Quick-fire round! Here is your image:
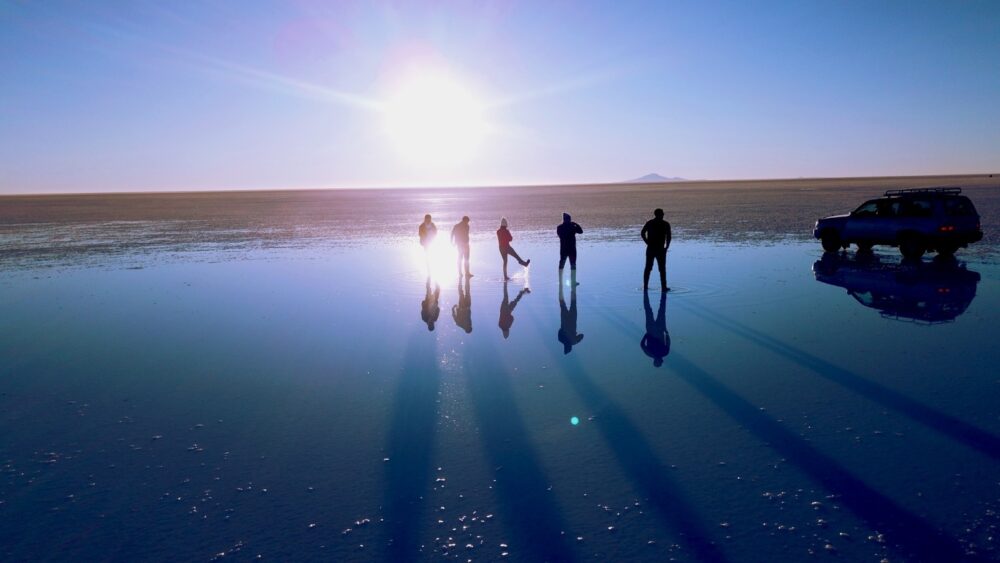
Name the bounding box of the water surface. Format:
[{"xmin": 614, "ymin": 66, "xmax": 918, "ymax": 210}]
[{"xmin": 2, "ymin": 234, "xmax": 998, "ymax": 561}]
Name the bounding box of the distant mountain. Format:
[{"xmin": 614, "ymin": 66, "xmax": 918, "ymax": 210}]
[{"xmin": 627, "ymin": 173, "xmax": 686, "ymax": 183}]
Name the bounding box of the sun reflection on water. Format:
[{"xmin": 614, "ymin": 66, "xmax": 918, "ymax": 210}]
[{"xmin": 414, "ymin": 238, "xmax": 459, "ymax": 283}]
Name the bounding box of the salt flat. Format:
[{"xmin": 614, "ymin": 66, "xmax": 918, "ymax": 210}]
[
  {"xmin": 1, "ymin": 177, "xmax": 999, "ymax": 561},
  {"xmin": 2, "ymin": 174, "xmax": 997, "ymax": 269}
]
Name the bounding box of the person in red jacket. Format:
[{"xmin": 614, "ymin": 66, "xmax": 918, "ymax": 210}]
[{"xmin": 496, "ymin": 217, "xmax": 530, "ymax": 280}]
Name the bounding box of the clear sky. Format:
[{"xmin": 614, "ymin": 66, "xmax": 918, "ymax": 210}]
[{"xmin": 2, "ymin": 1, "xmax": 999, "ymax": 193}]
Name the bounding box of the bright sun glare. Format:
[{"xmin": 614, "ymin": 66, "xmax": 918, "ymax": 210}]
[
  {"xmin": 384, "ymin": 72, "xmax": 488, "ymax": 167},
  {"xmin": 416, "ymin": 237, "xmax": 457, "ymax": 282}
]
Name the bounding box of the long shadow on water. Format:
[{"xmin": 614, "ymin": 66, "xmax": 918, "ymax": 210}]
[
  {"xmin": 677, "ymin": 301, "xmax": 1000, "ymax": 462},
  {"xmin": 597, "ymin": 306, "xmax": 974, "ymax": 562},
  {"xmin": 526, "ymin": 293, "xmax": 728, "ymax": 562},
  {"xmin": 384, "ymin": 328, "xmax": 441, "ymax": 560},
  {"xmin": 558, "ymin": 353, "xmax": 730, "ymax": 561},
  {"xmin": 462, "ymin": 339, "xmax": 576, "ymax": 562},
  {"xmin": 668, "ymin": 353, "xmax": 972, "ymax": 562}
]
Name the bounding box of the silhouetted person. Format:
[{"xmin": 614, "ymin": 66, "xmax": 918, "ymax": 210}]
[
  {"xmin": 557, "ymin": 212, "xmax": 583, "ymax": 276},
  {"xmin": 452, "ymin": 276, "xmax": 472, "ymax": 333},
  {"xmin": 421, "ymin": 277, "xmax": 441, "ymax": 331},
  {"xmin": 419, "ymin": 214, "xmax": 438, "ymax": 273},
  {"xmin": 640, "ymin": 290, "xmax": 670, "ymax": 367},
  {"xmin": 419, "ymin": 214, "xmax": 437, "ymax": 248},
  {"xmin": 641, "ymin": 208, "xmax": 672, "ymax": 291},
  {"xmin": 497, "ymin": 217, "xmax": 530, "ymax": 280},
  {"xmin": 451, "ymin": 215, "xmax": 473, "ymax": 278},
  {"xmin": 558, "ymin": 278, "xmax": 584, "ymax": 354},
  {"xmin": 498, "ymin": 280, "xmax": 530, "ymax": 339}
]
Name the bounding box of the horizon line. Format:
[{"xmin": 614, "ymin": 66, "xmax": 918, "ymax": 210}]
[{"xmin": 1, "ymin": 172, "xmax": 996, "ymax": 198}]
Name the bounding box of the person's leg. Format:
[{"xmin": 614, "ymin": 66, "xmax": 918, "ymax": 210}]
[
  {"xmin": 508, "ymin": 247, "xmax": 527, "ymax": 266},
  {"xmin": 559, "ymin": 251, "xmax": 568, "ymax": 270},
  {"xmin": 569, "ymin": 249, "xmax": 577, "ymax": 270},
  {"xmin": 643, "ymin": 250, "xmax": 654, "ymax": 290},
  {"xmin": 501, "ymin": 250, "xmax": 509, "ymax": 279},
  {"xmin": 656, "ymin": 249, "xmax": 667, "ymax": 290},
  {"xmin": 463, "ymin": 249, "xmax": 472, "ymax": 277}
]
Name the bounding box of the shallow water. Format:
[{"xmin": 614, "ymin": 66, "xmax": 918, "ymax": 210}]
[{"xmin": 1, "ymin": 237, "xmax": 999, "ymax": 562}]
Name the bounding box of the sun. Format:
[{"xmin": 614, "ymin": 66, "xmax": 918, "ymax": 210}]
[{"xmin": 383, "ymin": 72, "xmax": 488, "ymax": 167}]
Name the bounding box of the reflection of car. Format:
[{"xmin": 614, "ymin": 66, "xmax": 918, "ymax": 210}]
[
  {"xmin": 812, "ymin": 253, "xmax": 981, "ymax": 324},
  {"xmin": 813, "ymin": 187, "xmax": 983, "ymax": 259}
]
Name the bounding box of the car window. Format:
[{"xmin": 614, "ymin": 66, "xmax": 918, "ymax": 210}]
[
  {"xmin": 945, "ymin": 197, "xmax": 976, "ymax": 216},
  {"xmin": 897, "ymin": 198, "xmax": 933, "ymax": 218},
  {"xmin": 852, "ymin": 201, "xmax": 879, "ymax": 216},
  {"xmin": 876, "ymin": 200, "xmax": 896, "ymax": 217}
]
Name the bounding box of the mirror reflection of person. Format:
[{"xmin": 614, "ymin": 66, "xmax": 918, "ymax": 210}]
[
  {"xmin": 452, "ymin": 276, "xmax": 473, "ymax": 333},
  {"xmin": 497, "ymin": 217, "xmax": 530, "ymax": 280},
  {"xmin": 451, "ymin": 216, "xmax": 473, "ymax": 278},
  {"xmin": 421, "ymin": 277, "xmax": 441, "ymax": 331},
  {"xmin": 640, "ymin": 290, "xmax": 670, "ymax": 367},
  {"xmin": 557, "ymin": 212, "xmax": 583, "ymax": 279},
  {"xmin": 641, "ymin": 208, "xmax": 672, "ymax": 292},
  {"xmin": 498, "ymin": 280, "xmax": 530, "ymax": 339},
  {"xmin": 558, "ymin": 279, "xmax": 584, "ymax": 354}
]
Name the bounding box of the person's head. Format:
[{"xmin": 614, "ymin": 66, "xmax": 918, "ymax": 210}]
[
  {"xmin": 653, "ymin": 357, "xmax": 663, "ymax": 368},
  {"xmin": 427, "ymin": 322, "xmax": 435, "ymax": 332},
  {"xmin": 654, "ymin": 208, "xmax": 664, "ymax": 218},
  {"xmin": 462, "ymin": 215, "xmax": 470, "ymax": 223},
  {"xmin": 500, "ymin": 217, "xmax": 508, "ymax": 228},
  {"xmin": 562, "ymin": 212, "xmax": 571, "ymax": 223},
  {"xmin": 424, "ymin": 214, "xmax": 432, "ymax": 222},
  {"xmin": 502, "ymin": 328, "xmax": 510, "ymax": 339}
]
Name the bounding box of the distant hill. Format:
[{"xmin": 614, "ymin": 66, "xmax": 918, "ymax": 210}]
[{"xmin": 627, "ymin": 173, "xmax": 686, "ymax": 183}]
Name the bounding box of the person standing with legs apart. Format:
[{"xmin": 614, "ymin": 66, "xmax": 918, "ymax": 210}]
[
  {"xmin": 451, "ymin": 215, "xmax": 473, "ymax": 278},
  {"xmin": 557, "ymin": 212, "xmax": 583, "ymax": 285},
  {"xmin": 497, "ymin": 217, "xmax": 530, "ymax": 280},
  {"xmin": 641, "ymin": 208, "xmax": 671, "ymax": 291}
]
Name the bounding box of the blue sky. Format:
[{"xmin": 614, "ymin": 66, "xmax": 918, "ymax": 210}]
[{"xmin": 1, "ymin": 1, "xmax": 998, "ymax": 193}]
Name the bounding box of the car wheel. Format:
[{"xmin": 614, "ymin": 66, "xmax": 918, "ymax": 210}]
[
  {"xmin": 899, "ymin": 236, "xmax": 925, "ymax": 260},
  {"xmin": 856, "ymin": 242, "xmax": 873, "ymax": 253},
  {"xmin": 936, "ymin": 243, "xmax": 958, "ymax": 257},
  {"xmin": 821, "ymin": 231, "xmax": 841, "ymax": 253}
]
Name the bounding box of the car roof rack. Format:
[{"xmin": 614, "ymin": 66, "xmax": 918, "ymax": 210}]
[{"xmin": 884, "ymin": 187, "xmax": 962, "ymax": 196}]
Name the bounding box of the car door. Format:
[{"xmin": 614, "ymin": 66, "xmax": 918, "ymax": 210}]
[
  {"xmin": 843, "ymin": 199, "xmax": 889, "ymax": 242},
  {"xmin": 895, "ymin": 197, "xmax": 934, "ymax": 237}
]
